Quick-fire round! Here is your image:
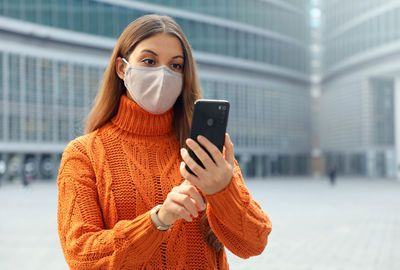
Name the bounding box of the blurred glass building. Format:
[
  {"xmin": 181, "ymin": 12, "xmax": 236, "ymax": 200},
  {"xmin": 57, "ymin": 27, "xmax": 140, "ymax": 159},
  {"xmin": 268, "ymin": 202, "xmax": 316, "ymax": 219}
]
[
  {"xmin": 0, "ymin": 0, "xmax": 311, "ymax": 183},
  {"xmin": 320, "ymin": 0, "xmax": 400, "ymax": 178}
]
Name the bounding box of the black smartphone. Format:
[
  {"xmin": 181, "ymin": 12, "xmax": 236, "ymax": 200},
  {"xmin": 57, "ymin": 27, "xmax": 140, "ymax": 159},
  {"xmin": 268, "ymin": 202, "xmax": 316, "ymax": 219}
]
[{"xmin": 185, "ymin": 99, "xmax": 230, "ymax": 176}]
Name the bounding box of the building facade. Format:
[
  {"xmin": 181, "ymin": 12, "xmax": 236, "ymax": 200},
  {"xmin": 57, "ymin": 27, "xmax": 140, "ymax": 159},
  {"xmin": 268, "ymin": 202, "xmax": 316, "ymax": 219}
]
[
  {"xmin": 320, "ymin": 0, "xmax": 400, "ymax": 178},
  {"xmin": 0, "ymin": 0, "xmax": 311, "ymax": 183}
]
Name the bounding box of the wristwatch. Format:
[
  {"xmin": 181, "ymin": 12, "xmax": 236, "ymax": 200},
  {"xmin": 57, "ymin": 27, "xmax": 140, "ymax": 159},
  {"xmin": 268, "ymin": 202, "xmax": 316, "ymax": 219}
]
[{"xmin": 150, "ymin": 204, "xmax": 173, "ymax": 231}]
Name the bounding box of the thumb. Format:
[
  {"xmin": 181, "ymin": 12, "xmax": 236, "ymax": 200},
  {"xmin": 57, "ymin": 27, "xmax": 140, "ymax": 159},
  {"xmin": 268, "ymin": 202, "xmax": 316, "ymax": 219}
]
[
  {"xmin": 182, "ymin": 179, "xmax": 192, "ymax": 186},
  {"xmin": 223, "ymin": 133, "xmax": 235, "ymax": 166}
]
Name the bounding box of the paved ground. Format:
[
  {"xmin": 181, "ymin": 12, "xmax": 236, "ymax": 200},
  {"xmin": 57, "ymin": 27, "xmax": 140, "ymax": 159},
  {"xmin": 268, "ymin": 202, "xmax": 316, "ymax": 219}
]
[{"xmin": 0, "ymin": 177, "xmax": 399, "ymax": 270}]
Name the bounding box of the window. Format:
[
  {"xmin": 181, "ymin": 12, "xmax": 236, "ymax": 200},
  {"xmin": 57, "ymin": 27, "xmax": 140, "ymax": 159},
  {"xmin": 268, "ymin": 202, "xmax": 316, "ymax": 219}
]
[
  {"xmin": 57, "ymin": 61, "xmax": 71, "ymax": 142},
  {"xmin": 97, "ymin": 3, "xmax": 106, "ymax": 36},
  {"xmin": 117, "ymin": 6, "xmax": 128, "ymax": 37},
  {"xmin": 72, "ymin": 1, "xmax": 84, "ymax": 32},
  {"xmin": 200, "ymin": 80, "xmax": 212, "ymax": 99},
  {"xmin": 217, "ymin": 27, "xmax": 226, "ymax": 55},
  {"xmin": 25, "ymin": 56, "xmax": 37, "ymax": 141},
  {"xmin": 9, "ymin": 54, "xmax": 20, "ymax": 102},
  {"xmin": 225, "ymin": 29, "xmax": 235, "ymax": 57},
  {"xmin": 9, "ymin": 114, "xmax": 20, "ymax": 141},
  {"xmin": 73, "ymin": 64, "xmax": 84, "ymax": 108},
  {"xmin": 0, "ymin": 52, "xmax": 2, "ymax": 100},
  {"xmin": 41, "ymin": 0, "xmax": 53, "ymax": 26},
  {"xmin": 6, "ymin": 0, "xmax": 21, "ymax": 19},
  {"xmin": 208, "ymin": 24, "xmax": 217, "ymax": 53},
  {"xmin": 40, "ymin": 59, "xmax": 53, "ymax": 105},
  {"xmin": 247, "ymin": 33, "xmax": 256, "ymax": 61},
  {"xmin": 371, "ymin": 78, "xmax": 394, "ymax": 146},
  {"xmin": 42, "ymin": 104, "xmax": 53, "ymax": 142},
  {"xmin": 73, "ymin": 109, "xmax": 84, "ymax": 138},
  {"xmin": 39, "ymin": 59, "xmax": 54, "ymax": 142},
  {"xmin": 24, "ymin": 0, "xmax": 37, "ymax": 23},
  {"xmin": 238, "ymin": 31, "xmax": 246, "ymax": 59},
  {"xmin": 56, "ymin": 0, "xmax": 69, "ymax": 29},
  {"xmin": 25, "ymin": 57, "xmax": 37, "ymax": 104},
  {"xmin": 88, "ymin": 0, "xmax": 99, "ymax": 35},
  {"xmin": 88, "ymin": 66, "xmax": 100, "ymax": 103},
  {"xmin": 103, "ymin": 4, "xmax": 115, "ymax": 37},
  {"xmin": 26, "ymin": 104, "xmax": 36, "ymax": 142},
  {"xmin": 0, "ymin": 52, "xmax": 2, "ymax": 140}
]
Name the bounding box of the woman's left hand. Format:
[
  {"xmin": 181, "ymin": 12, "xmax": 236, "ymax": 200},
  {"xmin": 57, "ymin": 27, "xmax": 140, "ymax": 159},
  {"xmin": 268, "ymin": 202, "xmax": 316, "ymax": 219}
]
[{"xmin": 180, "ymin": 133, "xmax": 234, "ymax": 195}]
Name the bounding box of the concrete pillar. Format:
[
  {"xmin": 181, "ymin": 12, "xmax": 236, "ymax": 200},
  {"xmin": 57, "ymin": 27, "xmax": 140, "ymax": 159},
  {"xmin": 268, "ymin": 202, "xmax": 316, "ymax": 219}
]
[
  {"xmin": 394, "ymin": 77, "xmax": 400, "ymax": 180},
  {"xmin": 0, "ymin": 153, "xmax": 5, "ymax": 185},
  {"xmin": 366, "ymin": 150, "xmax": 375, "ymax": 178},
  {"xmin": 239, "ymin": 153, "xmax": 251, "ymax": 178},
  {"xmin": 255, "ymin": 155, "xmax": 263, "ymax": 178},
  {"xmin": 386, "ymin": 150, "xmax": 396, "ymax": 178},
  {"xmin": 35, "ymin": 153, "xmax": 41, "ymax": 180},
  {"xmin": 263, "ymin": 155, "xmax": 271, "ymax": 177}
]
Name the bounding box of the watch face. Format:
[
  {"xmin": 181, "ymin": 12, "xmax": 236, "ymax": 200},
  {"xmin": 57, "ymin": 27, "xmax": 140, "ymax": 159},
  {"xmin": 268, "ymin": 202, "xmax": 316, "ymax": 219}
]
[{"xmin": 151, "ymin": 205, "xmax": 173, "ymax": 231}]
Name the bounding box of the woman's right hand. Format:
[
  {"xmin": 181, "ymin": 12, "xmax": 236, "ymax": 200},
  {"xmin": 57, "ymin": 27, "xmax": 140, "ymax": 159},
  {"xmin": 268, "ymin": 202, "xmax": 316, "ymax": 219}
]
[{"xmin": 157, "ymin": 180, "xmax": 206, "ymax": 226}]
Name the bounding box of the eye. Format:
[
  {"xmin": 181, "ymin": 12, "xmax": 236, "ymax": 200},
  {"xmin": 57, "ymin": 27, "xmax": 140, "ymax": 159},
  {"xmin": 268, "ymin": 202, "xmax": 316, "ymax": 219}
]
[
  {"xmin": 171, "ymin": 63, "xmax": 183, "ymax": 71},
  {"xmin": 141, "ymin": 58, "xmax": 155, "ymax": 65}
]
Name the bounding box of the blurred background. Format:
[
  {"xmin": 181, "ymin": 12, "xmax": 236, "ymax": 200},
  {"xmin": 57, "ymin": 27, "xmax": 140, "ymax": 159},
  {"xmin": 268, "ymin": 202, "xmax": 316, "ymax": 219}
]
[
  {"xmin": 0, "ymin": 0, "xmax": 311, "ymax": 182},
  {"xmin": 0, "ymin": 0, "xmax": 399, "ymax": 269},
  {"xmin": 1, "ymin": 0, "xmax": 400, "ymax": 182}
]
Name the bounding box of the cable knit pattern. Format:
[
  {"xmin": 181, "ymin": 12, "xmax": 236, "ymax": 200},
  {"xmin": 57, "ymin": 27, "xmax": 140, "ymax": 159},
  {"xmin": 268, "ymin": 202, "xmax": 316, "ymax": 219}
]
[{"xmin": 57, "ymin": 94, "xmax": 272, "ymax": 269}]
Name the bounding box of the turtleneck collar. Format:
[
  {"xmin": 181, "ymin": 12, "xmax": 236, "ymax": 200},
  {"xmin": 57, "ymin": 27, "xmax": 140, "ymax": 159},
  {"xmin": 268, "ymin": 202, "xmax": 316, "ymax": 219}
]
[{"xmin": 111, "ymin": 94, "xmax": 174, "ymax": 136}]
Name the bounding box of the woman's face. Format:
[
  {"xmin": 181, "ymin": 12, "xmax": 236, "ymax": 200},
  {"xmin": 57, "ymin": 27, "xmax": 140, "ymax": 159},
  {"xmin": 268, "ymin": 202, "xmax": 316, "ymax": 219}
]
[
  {"xmin": 130, "ymin": 33, "xmax": 184, "ymax": 72},
  {"xmin": 116, "ymin": 33, "xmax": 185, "ymax": 101},
  {"xmin": 116, "ymin": 33, "xmax": 184, "ymax": 80}
]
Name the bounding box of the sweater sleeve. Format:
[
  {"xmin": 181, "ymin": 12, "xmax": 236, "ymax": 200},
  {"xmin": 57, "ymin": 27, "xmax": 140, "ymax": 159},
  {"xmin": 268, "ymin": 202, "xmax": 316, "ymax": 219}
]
[
  {"xmin": 57, "ymin": 138, "xmax": 168, "ymax": 269},
  {"xmin": 205, "ymin": 159, "xmax": 272, "ymax": 259}
]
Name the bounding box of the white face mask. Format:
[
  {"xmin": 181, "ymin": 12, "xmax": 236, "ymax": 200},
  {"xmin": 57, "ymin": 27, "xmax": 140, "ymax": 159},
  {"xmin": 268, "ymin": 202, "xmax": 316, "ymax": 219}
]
[{"xmin": 122, "ymin": 58, "xmax": 183, "ymax": 114}]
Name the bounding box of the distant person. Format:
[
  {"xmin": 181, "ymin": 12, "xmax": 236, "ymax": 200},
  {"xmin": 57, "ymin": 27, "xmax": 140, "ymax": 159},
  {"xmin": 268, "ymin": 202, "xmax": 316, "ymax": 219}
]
[
  {"xmin": 22, "ymin": 159, "xmax": 35, "ymax": 188},
  {"xmin": 22, "ymin": 175, "xmax": 29, "ymax": 188},
  {"xmin": 328, "ymin": 165, "xmax": 337, "ymax": 186},
  {"xmin": 56, "ymin": 14, "xmax": 271, "ymax": 269}
]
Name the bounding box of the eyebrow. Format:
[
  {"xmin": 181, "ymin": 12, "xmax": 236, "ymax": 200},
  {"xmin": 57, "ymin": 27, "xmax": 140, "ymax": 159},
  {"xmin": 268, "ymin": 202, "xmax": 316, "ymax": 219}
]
[{"xmin": 140, "ymin": 49, "xmax": 184, "ymax": 59}]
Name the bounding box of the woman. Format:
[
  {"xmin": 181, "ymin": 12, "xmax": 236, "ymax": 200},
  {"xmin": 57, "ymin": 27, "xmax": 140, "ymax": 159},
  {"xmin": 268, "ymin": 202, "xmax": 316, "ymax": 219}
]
[{"xmin": 57, "ymin": 14, "xmax": 272, "ymax": 269}]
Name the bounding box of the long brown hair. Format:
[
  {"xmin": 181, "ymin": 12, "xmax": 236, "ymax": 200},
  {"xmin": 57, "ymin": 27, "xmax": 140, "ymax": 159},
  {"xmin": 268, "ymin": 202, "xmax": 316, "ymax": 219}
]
[{"xmin": 84, "ymin": 14, "xmax": 223, "ymax": 252}]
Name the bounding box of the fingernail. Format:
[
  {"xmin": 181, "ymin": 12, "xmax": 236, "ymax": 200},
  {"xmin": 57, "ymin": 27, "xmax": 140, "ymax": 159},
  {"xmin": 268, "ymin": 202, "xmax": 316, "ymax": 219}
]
[
  {"xmin": 197, "ymin": 135, "xmax": 203, "ymax": 141},
  {"xmin": 180, "ymin": 148, "xmax": 185, "ymax": 155},
  {"xmin": 186, "ymin": 139, "xmax": 193, "ymax": 146}
]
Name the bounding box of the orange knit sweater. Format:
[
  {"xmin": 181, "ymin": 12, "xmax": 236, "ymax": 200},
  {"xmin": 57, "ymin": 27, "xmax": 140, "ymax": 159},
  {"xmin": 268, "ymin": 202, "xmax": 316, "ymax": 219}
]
[{"xmin": 57, "ymin": 94, "xmax": 272, "ymax": 269}]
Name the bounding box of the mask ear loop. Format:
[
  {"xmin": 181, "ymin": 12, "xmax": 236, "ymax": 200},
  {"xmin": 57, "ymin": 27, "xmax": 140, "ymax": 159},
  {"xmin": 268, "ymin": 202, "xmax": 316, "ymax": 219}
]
[{"xmin": 122, "ymin": 58, "xmax": 130, "ymax": 65}]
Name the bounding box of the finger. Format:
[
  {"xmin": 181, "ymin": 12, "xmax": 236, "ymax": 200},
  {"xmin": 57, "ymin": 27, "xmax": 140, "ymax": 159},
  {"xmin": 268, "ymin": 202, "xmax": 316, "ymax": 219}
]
[
  {"xmin": 186, "ymin": 138, "xmax": 215, "ymax": 170},
  {"xmin": 224, "ymin": 133, "xmax": 235, "ymax": 166},
  {"xmin": 168, "ymin": 200, "xmax": 192, "ymax": 222},
  {"xmin": 180, "ymin": 148, "xmax": 206, "ymax": 177},
  {"xmin": 170, "ymin": 192, "xmax": 199, "ymax": 219},
  {"xmin": 180, "ymin": 183, "xmax": 206, "ymax": 211},
  {"xmin": 197, "ymin": 135, "xmax": 225, "ymax": 167},
  {"xmin": 180, "ymin": 161, "xmax": 201, "ymax": 187},
  {"xmin": 181, "ymin": 179, "xmax": 192, "ymax": 186}
]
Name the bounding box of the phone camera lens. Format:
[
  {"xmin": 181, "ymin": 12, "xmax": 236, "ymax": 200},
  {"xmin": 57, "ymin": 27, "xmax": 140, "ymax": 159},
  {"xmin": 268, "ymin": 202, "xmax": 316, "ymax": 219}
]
[{"xmin": 207, "ymin": 118, "xmax": 214, "ymax": 126}]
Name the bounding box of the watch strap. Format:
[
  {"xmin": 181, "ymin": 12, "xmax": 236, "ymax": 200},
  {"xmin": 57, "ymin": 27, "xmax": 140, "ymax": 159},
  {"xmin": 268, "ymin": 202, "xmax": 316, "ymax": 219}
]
[{"xmin": 150, "ymin": 204, "xmax": 173, "ymax": 231}]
